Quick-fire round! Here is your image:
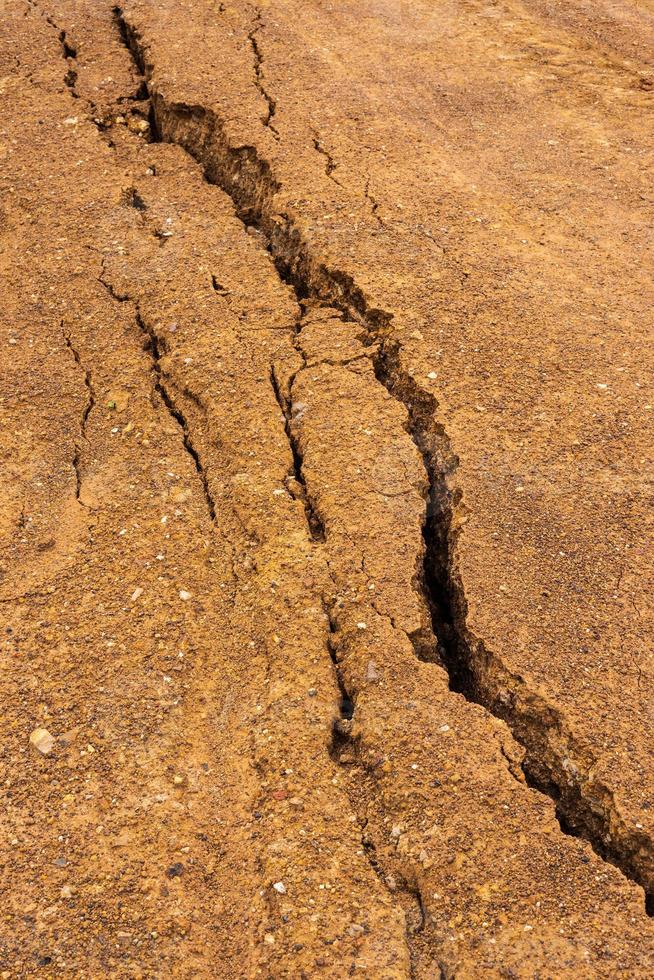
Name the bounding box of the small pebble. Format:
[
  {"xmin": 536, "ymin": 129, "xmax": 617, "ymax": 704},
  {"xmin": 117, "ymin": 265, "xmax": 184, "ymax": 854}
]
[
  {"xmin": 272, "ymin": 881, "xmax": 286, "ymax": 894},
  {"xmin": 29, "ymin": 728, "xmax": 55, "ymax": 756}
]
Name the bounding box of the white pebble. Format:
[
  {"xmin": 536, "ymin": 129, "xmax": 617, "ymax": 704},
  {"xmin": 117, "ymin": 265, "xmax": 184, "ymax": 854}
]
[{"xmin": 29, "ymin": 728, "xmax": 55, "ymax": 756}]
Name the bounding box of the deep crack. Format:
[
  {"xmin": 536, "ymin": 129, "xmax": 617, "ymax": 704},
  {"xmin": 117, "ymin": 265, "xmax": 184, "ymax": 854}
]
[
  {"xmin": 113, "ymin": 6, "xmax": 654, "ymax": 913},
  {"xmin": 98, "ymin": 267, "xmax": 217, "ymax": 525},
  {"xmin": 269, "ymin": 356, "xmax": 325, "ymax": 542},
  {"xmin": 312, "ymin": 132, "xmax": 343, "ymax": 187}
]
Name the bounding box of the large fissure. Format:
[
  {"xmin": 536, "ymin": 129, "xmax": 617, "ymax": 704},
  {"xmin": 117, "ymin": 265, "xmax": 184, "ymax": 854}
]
[{"xmin": 110, "ymin": 7, "xmax": 653, "ymax": 912}]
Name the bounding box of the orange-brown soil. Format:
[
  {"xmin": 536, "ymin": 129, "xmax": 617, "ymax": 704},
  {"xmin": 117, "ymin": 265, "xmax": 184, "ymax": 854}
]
[{"xmin": 1, "ymin": 0, "xmax": 653, "ymax": 976}]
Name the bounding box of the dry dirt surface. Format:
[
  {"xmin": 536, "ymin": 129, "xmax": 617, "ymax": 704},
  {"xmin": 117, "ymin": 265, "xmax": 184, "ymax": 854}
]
[{"xmin": 1, "ymin": 0, "xmax": 653, "ymax": 976}]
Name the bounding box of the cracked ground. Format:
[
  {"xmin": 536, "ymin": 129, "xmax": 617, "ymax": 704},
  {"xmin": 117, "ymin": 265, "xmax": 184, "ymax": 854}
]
[{"xmin": 1, "ymin": 0, "xmax": 653, "ymax": 976}]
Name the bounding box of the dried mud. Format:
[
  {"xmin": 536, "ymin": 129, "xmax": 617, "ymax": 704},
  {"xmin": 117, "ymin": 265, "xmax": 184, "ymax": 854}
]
[{"xmin": 1, "ymin": 0, "xmax": 653, "ymax": 977}]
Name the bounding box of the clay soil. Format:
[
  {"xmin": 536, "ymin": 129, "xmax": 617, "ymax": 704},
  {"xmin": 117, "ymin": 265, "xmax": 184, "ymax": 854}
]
[{"xmin": 1, "ymin": 0, "xmax": 653, "ymax": 976}]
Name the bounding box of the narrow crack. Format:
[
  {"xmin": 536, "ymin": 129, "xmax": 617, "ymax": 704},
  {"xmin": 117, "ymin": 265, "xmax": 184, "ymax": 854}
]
[
  {"xmin": 211, "ymin": 274, "xmax": 230, "ymax": 296},
  {"xmin": 271, "ymin": 312, "xmax": 423, "ymax": 936},
  {"xmin": 26, "ymin": 0, "xmax": 79, "ymax": 97},
  {"xmin": 247, "ymin": 10, "xmax": 280, "ymax": 141},
  {"xmin": 312, "ymin": 132, "xmax": 344, "ymax": 187},
  {"xmin": 113, "ymin": 6, "xmax": 654, "ymax": 914},
  {"xmin": 321, "ymin": 600, "xmax": 423, "ymax": 974},
  {"xmin": 135, "ymin": 310, "xmax": 217, "ymax": 524},
  {"xmin": 269, "ymin": 361, "xmax": 325, "ymax": 542},
  {"xmin": 62, "ymin": 325, "xmax": 95, "ymax": 503},
  {"xmin": 362, "ymin": 828, "xmax": 424, "ymax": 980}
]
